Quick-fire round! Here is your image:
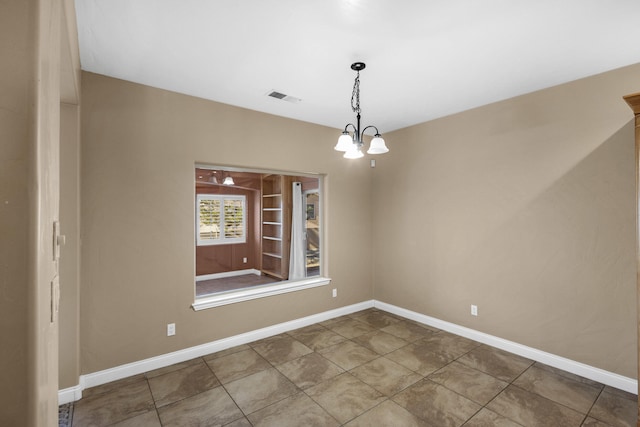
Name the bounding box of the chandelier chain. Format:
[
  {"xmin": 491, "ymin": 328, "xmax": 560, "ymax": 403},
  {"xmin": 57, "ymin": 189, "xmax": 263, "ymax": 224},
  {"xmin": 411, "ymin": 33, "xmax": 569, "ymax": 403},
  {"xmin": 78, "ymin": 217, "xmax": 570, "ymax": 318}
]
[{"xmin": 351, "ymin": 71, "xmax": 361, "ymax": 114}]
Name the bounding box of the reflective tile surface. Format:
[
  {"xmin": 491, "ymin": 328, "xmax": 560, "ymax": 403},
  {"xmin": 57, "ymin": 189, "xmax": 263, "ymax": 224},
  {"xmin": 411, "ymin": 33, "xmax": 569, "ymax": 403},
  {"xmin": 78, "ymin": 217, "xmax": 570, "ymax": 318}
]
[{"xmin": 63, "ymin": 308, "xmax": 637, "ymax": 426}]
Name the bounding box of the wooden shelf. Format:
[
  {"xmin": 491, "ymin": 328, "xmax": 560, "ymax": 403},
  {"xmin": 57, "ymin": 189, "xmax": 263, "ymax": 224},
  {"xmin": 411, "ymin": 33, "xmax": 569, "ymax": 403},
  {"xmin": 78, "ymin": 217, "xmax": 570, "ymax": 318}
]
[
  {"xmin": 260, "ymin": 174, "xmax": 291, "ymax": 280},
  {"xmin": 262, "ymin": 252, "xmax": 282, "ymax": 259}
]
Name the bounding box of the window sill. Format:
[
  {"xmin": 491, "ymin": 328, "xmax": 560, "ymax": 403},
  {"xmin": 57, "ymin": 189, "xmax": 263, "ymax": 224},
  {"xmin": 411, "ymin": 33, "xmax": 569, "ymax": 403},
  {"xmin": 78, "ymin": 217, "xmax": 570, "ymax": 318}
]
[{"xmin": 192, "ymin": 276, "xmax": 332, "ymax": 311}]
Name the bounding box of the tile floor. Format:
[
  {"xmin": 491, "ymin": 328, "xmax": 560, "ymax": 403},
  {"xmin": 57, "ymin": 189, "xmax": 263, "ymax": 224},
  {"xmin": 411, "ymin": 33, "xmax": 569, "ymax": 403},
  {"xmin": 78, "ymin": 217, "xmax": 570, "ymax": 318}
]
[{"xmin": 63, "ymin": 309, "xmax": 637, "ymax": 426}]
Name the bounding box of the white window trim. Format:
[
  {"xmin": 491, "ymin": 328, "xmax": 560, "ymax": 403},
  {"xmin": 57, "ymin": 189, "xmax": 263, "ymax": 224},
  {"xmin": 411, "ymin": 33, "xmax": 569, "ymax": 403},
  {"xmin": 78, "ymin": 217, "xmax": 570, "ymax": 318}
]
[
  {"xmin": 196, "ymin": 194, "xmax": 246, "ymax": 246},
  {"xmin": 192, "ymin": 276, "xmax": 331, "ymax": 310}
]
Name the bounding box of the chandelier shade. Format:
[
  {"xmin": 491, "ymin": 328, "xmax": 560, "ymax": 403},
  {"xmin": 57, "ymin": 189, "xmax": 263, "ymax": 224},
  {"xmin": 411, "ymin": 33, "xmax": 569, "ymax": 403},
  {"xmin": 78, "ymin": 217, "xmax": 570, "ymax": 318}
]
[
  {"xmin": 334, "ymin": 131, "xmax": 353, "ymax": 152},
  {"xmin": 367, "ymin": 135, "xmax": 389, "ymax": 154}
]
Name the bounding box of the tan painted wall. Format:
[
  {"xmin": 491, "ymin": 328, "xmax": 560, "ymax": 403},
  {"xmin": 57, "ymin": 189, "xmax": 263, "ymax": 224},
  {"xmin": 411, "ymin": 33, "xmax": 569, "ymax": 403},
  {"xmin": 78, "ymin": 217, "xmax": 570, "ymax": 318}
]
[
  {"xmin": 59, "ymin": 102, "xmax": 81, "ymax": 389},
  {"xmin": 80, "ymin": 72, "xmax": 373, "ymax": 373},
  {"xmin": 1, "ymin": 0, "xmax": 79, "ymax": 422},
  {"xmin": 0, "ymin": 0, "xmax": 32, "ymax": 421},
  {"xmin": 373, "ymin": 63, "xmax": 640, "ymax": 378}
]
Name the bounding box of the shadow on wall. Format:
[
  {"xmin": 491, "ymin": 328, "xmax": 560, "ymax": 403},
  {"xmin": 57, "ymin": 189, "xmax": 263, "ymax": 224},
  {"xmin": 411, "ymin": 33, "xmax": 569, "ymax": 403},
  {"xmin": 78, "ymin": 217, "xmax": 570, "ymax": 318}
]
[{"xmin": 445, "ymin": 120, "xmax": 636, "ymax": 375}]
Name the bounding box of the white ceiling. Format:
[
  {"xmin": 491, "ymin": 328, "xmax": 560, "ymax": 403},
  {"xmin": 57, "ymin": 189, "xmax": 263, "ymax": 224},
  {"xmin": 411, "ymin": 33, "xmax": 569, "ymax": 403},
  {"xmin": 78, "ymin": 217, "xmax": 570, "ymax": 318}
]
[{"xmin": 75, "ymin": 0, "xmax": 640, "ymax": 134}]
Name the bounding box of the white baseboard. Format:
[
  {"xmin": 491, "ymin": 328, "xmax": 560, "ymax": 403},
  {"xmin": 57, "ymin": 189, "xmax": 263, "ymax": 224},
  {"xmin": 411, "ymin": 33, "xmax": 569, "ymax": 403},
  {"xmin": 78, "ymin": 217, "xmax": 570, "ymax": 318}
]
[
  {"xmin": 196, "ymin": 269, "xmax": 261, "ymax": 282},
  {"xmin": 58, "ymin": 384, "xmax": 82, "ymax": 405},
  {"xmin": 61, "ymin": 300, "xmax": 373, "ymax": 401},
  {"xmin": 374, "ymin": 300, "xmax": 638, "ymax": 394},
  {"xmin": 60, "ymin": 298, "xmax": 637, "ymax": 403}
]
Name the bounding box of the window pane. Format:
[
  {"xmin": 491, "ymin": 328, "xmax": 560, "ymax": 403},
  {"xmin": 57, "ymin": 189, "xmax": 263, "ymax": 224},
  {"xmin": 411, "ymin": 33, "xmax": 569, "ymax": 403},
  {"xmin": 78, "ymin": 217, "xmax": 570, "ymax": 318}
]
[
  {"xmin": 199, "ymin": 199, "xmax": 220, "ymax": 240},
  {"xmin": 224, "ymin": 199, "xmax": 244, "ymax": 239}
]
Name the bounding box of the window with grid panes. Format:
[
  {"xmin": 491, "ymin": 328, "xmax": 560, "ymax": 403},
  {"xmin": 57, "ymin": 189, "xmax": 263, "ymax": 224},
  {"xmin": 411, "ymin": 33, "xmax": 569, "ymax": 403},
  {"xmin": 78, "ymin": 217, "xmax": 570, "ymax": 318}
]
[{"xmin": 196, "ymin": 194, "xmax": 246, "ymax": 245}]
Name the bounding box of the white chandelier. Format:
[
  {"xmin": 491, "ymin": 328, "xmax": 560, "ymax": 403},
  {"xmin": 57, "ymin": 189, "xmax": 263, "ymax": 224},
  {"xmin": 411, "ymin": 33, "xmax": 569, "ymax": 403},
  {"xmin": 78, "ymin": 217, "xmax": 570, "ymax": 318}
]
[{"xmin": 334, "ymin": 62, "xmax": 389, "ymax": 159}]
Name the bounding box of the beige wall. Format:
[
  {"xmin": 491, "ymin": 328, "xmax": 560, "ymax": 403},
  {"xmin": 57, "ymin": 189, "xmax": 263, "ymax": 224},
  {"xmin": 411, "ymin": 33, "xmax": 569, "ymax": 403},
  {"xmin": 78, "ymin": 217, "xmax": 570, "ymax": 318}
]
[
  {"xmin": 1, "ymin": 0, "xmax": 79, "ymax": 424},
  {"xmin": 373, "ymin": 63, "xmax": 640, "ymax": 378},
  {"xmin": 80, "ymin": 72, "xmax": 373, "ymax": 373},
  {"xmin": 59, "ymin": 102, "xmax": 81, "ymax": 389},
  {"xmin": 0, "ymin": 0, "xmax": 32, "ymax": 421},
  {"xmin": 79, "ymin": 64, "xmax": 639, "ymax": 380}
]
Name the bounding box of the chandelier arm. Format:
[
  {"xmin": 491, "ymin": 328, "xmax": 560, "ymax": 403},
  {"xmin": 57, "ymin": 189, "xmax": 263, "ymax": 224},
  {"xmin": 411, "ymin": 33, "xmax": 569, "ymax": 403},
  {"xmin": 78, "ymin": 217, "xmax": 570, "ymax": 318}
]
[
  {"xmin": 360, "ymin": 125, "xmax": 381, "ymax": 137},
  {"xmin": 343, "ymin": 123, "xmax": 357, "ymax": 133}
]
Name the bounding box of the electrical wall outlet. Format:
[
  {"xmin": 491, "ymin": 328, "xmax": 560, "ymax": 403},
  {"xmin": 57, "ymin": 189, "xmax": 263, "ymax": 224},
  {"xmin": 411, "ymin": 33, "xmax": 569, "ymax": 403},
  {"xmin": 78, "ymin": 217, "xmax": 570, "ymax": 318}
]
[
  {"xmin": 332, "ymin": 288, "xmax": 337, "ymax": 298},
  {"xmin": 470, "ymin": 305, "xmax": 478, "ymax": 316},
  {"xmin": 243, "ymin": 257, "xmax": 247, "ymax": 263},
  {"xmin": 167, "ymin": 323, "xmax": 176, "ymax": 336}
]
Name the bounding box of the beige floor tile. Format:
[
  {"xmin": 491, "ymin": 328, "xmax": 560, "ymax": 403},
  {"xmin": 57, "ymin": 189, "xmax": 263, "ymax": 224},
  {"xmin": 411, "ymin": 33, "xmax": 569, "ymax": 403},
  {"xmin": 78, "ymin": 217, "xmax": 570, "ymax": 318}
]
[
  {"xmin": 318, "ymin": 340, "xmax": 379, "ymax": 370},
  {"xmin": 351, "ymin": 357, "xmax": 422, "ymax": 396},
  {"xmin": 319, "ymin": 314, "xmax": 352, "ymax": 327},
  {"xmin": 533, "ymin": 362, "xmax": 603, "ymax": 388},
  {"xmin": 204, "ymin": 344, "xmax": 252, "ymax": 360},
  {"xmin": 145, "ymin": 357, "xmax": 203, "ymax": 379},
  {"xmin": 286, "ymin": 323, "xmax": 327, "ymax": 338},
  {"xmin": 110, "ymin": 410, "xmax": 162, "ymax": 427},
  {"xmin": 205, "ymin": 348, "xmax": 271, "ymax": 384},
  {"xmin": 386, "ymin": 341, "xmax": 453, "ymax": 376},
  {"xmin": 487, "ymin": 385, "xmax": 585, "ymax": 427},
  {"xmin": 224, "ymin": 418, "xmax": 252, "ymax": 427},
  {"xmin": 420, "ymin": 332, "xmax": 480, "ymax": 360},
  {"xmin": 462, "ymin": 408, "xmax": 521, "ymax": 427},
  {"xmin": 305, "ymin": 373, "xmax": 386, "ymax": 424},
  {"xmin": 251, "ymin": 334, "xmax": 313, "ymax": 364},
  {"xmin": 513, "ymin": 364, "xmax": 602, "ymax": 413},
  {"xmin": 347, "ymin": 309, "xmax": 378, "ymax": 319},
  {"xmin": 288, "ymin": 325, "xmax": 347, "ymax": 351},
  {"xmin": 601, "ymin": 385, "xmax": 637, "ymax": 401},
  {"xmin": 352, "ymin": 330, "xmax": 409, "ymax": 355},
  {"xmin": 588, "ymin": 387, "xmax": 637, "ymax": 427},
  {"xmin": 73, "ymin": 379, "xmax": 155, "ymax": 426},
  {"xmin": 428, "ymin": 361, "xmax": 508, "ymax": 405},
  {"xmin": 351, "ymin": 310, "xmax": 402, "ymax": 328},
  {"xmin": 457, "ymin": 345, "xmax": 533, "ymax": 382},
  {"xmin": 157, "ymin": 386, "xmax": 243, "ymax": 427},
  {"xmin": 344, "ymin": 400, "xmax": 432, "ymax": 427},
  {"xmin": 381, "ymin": 320, "xmax": 438, "ymax": 342},
  {"xmin": 81, "ymin": 374, "xmax": 147, "ymax": 399},
  {"xmin": 147, "ymin": 361, "xmax": 219, "ymax": 407},
  {"xmin": 581, "ymin": 416, "xmax": 614, "ymax": 426},
  {"xmin": 327, "ymin": 318, "xmax": 378, "ymax": 338},
  {"xmin": 224, "ymin": 367, "xmax": 299, "ymax": 414},
  {"xmin": 276, "ymin": 352, "xmax": 344, "ymax": 389},
  {"xmin": 248, "ymin": 392, "xmax": 339, "ymax": 427},
  {"xmin": 393, "ymin": 379, "xmax": 481, "ymax": 427}
]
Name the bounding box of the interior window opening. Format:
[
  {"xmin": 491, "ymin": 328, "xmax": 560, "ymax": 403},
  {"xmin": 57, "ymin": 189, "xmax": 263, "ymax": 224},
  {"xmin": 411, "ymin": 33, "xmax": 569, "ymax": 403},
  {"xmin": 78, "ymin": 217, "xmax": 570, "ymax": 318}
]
[{"xmin": 195, "ymin": 166, "xmax": 323, "ymax": 299}]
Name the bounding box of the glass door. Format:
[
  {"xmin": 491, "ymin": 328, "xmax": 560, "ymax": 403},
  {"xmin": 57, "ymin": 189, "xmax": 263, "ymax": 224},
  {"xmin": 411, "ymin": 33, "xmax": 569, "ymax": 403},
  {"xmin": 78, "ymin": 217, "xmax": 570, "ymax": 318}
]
[{"xmin": 304, "ymin": 190, "xmax": 320, "ymax": 277}]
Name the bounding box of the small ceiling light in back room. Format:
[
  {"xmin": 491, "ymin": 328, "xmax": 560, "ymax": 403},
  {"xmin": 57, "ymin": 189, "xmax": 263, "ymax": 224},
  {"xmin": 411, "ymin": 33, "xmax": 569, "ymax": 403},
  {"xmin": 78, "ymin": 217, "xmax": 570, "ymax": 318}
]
[
  {"xmin": 334, "ymin": 62, "xmax": 389, "ymax": 159},
  {"xmin": 223, "ymin": 175, "xmax": 235, "ymax": 185}
]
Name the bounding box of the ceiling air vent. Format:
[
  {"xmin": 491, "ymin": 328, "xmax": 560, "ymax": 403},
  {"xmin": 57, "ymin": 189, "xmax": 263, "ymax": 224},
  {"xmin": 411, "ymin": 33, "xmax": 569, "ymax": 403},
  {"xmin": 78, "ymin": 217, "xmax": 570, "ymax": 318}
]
[{"xmin": 267, "ymin": 90, "xmax": 301, "ymax": 104}]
